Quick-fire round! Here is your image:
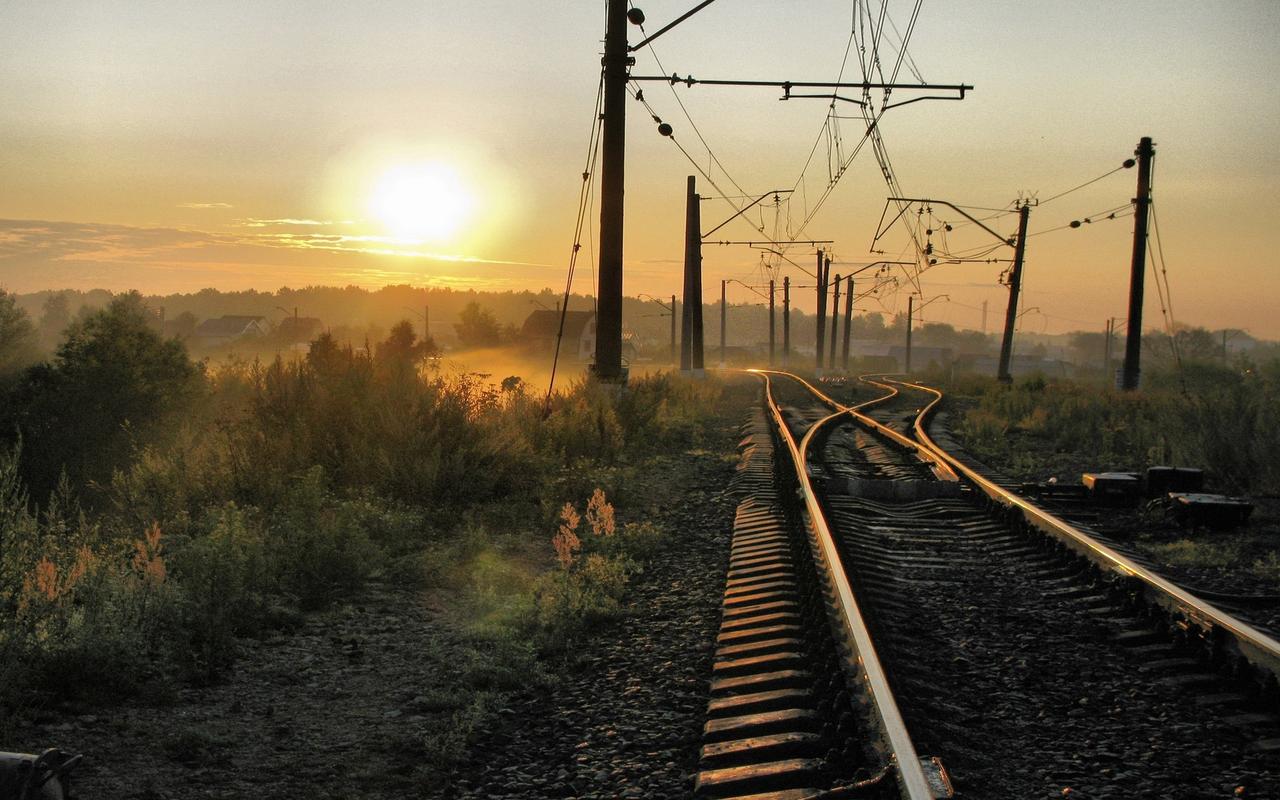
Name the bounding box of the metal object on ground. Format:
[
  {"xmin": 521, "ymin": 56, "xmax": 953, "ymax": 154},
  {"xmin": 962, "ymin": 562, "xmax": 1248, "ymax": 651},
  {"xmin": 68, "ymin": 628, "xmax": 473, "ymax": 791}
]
[
  {"xmin": 1145, "ymin": 466, "xmax": 1204, "ymax": 497},
  {"xmin": 0, "ymin": 749, "xmax": 82, "ymax": 800},
  {"xmin": 1168, "ymin": 492, "xmax": 1254, "ymax": 529},
  {"xmin": 1082, "ymin": 471, "xmax": 1142, "ymax": 506}
]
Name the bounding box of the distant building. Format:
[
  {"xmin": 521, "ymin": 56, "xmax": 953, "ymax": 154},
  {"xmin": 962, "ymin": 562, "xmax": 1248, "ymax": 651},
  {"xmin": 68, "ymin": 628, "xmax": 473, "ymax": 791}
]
[
  {"xmin": 195, "ymin": 315, "xmax": 270, "ymax": 347},
  {"xmin": 277, "ymin": 316, "xmax": 324, "ymax": 342},
  {"xmin": 521, "ymin": 310, "xmax": 596, "ymax": 361}
]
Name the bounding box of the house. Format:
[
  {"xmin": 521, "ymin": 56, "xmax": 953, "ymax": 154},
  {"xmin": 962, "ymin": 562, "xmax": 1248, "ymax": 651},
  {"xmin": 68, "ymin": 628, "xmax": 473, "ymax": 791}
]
[
  {"xmin": 195, "ymin": 315, "xmax": 271, "ymax": 347},
  {"xmin": 521, "ymin": 310, "xmax": 596, "ymax": 361},
  {"xmin": 277, "ymin": 316, "xmax": 324, "ymax": 343}
]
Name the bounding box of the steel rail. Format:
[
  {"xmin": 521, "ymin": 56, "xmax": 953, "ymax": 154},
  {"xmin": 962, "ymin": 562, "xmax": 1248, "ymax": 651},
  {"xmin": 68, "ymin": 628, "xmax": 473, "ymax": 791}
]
[
  {"xmin": 890, "ymin": 377, "xmax": 1280, "ymax": 692},
  {"xmin": 752, "ymin": 369, "xmax": 937, "ymax": 800},
  {"xmin": 764, "ymin": 371, "xmax": 958, "ymax": 483}
]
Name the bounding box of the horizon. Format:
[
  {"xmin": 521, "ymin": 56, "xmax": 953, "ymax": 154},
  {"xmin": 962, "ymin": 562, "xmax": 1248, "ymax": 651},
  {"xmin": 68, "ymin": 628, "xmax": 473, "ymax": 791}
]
[{"xmin": 2, "ymin": 2, "xmax": 1277, "ymax": 337}]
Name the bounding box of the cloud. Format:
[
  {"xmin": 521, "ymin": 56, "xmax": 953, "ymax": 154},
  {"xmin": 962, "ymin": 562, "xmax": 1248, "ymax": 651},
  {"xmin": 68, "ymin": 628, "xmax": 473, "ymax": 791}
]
[
  {"xmin": 236, "ymin": 218, "xmax": 349, "ymax": 228},
  {"xmin": 176, "ymin": 202, "xmax": 233, "ymax": 209},
  {"xmin": 0, "ymin": 218, "xmax": 562, "ymax": 294}
]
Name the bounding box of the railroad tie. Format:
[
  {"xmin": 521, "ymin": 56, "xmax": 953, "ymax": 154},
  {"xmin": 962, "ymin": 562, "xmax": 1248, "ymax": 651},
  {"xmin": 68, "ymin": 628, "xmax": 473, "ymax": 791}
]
[{"xmin": 697, "ymin": 415, "xmax": 825, "ymax": 800}]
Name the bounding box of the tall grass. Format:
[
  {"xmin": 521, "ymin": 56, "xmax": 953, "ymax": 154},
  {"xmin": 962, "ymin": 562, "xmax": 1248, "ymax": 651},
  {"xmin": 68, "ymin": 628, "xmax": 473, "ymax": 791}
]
[
  {"xmin": 1, "ymin": 327, "xmax": 718, "ymax": 729},
  {"xmin": 953, "ymin": 360, "xmax": 1280, "ymax": 494}
]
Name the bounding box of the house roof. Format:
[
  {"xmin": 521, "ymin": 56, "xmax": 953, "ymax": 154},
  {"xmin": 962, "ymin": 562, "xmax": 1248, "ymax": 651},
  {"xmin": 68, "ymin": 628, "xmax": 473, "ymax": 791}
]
[
  {"xmin": 195, "ymin": 315, "xmax": 267, "ymax": 337},
  {"xmin": 521, "ymin": 310, "xmax": 595, "ymax": 340}
]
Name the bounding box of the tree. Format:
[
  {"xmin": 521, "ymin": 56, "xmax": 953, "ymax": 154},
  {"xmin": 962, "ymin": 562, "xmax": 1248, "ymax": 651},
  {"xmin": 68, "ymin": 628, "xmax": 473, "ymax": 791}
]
[
  {"xmin": 376, "ymin": 320, "xmax": 438, "ymax": 377},
  {"xmin": 307, "ymin": 331, "xmax": 347, "ymax": 377},
  {"xmin": 0, "ymin": 290, "xmax": 38, "ymax": 378},
  {"xmin": 38, "ymin": 292, "xmax": 72, "ymax": 348},
  {"xmin": 1069, "ymin": 331, "xmax": 1107, "ymax": 368},
  {"xmin": 454, "ymin": 302, "xmax": 501, "ymax": 349},
  {"xmin": 4, "ymin": 292, "xmax": 203, "ymax": 503},
  {"xmin": 172, "ymin": 311, "xmax": 199, "ymax": 338}
]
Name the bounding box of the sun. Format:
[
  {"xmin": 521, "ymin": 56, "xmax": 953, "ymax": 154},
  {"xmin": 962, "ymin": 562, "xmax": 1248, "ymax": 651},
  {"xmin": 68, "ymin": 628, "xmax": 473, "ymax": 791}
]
[{"xmin": 368, "ymin": 162, "xmax": 475, "ymax": 242}]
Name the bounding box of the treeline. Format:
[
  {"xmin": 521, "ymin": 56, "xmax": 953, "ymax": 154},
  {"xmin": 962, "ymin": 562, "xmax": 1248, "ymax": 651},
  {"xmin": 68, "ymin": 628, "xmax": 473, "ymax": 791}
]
[
  {"xmin": 8, "ymin": 284, "xmax": 1002, "ymax": 361},
  {"xmin": 0, "ymin": 290, "xmax": 724, "ymax": 733}
]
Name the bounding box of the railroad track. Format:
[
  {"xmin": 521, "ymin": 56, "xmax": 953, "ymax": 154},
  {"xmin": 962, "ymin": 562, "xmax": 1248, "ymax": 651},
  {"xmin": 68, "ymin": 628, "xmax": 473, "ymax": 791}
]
[{"xmin": 695, "ymin": 370, "xmax": 1280, "ymax": 799}]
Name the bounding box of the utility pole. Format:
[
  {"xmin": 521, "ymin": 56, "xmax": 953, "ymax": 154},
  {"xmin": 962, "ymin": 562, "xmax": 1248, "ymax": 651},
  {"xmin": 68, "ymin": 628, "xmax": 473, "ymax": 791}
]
[
  {"xmin": 1103, "ymin": 318, "xmax": 1113, "ymax": 381},
  {"xmin": 981, "ymin": 300, "xmax": 988, "ymax": 336},
  {"xmin": 997, "ymin": 202, "xmax": 1031, "ymax": 383},
  {"xmin": 829, "ymin": 272, "xmax": 841, "ymax": 370},
  {"xmin": 670, "ymin": 294, "xmax": 677, "ymax": 365},
  {"xmin": 424, "ymin": 305, "xmax": 430, "ymax": 342},
  {"xmin": 842, "ymin": 275, "xmax": 854, "ymax": 371},
  {"xmin": 592, "ymin": 0, "xmax": 632, "ymax": 382},
  {"xmin": 719, "ymin": 279, "xmax": 727, "ymax": 368},
  {"xmin": 905, "ymin": 295, "xmax": 914, "ymax": 374},
  {"xmin": 1122, "ymin": 136, "xmax": 1155, "ymax": 391},
  {"xmin": 768, "ymin": 279, "xmax": 776, "ymax": 366},
  {"xmin": 815, "ymin": 251, "xmax": 829, "ymax": 373},
  {"xmin": 782, "ymin": 276, "xmax": 791, "ymax": 367},
  {"xmin": 681, "ymin": 176, "xmax": 705, "ymax": 375}
]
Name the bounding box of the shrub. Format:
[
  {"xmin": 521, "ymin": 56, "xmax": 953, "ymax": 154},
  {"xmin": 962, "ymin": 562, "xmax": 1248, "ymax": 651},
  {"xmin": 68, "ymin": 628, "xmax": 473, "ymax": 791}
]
[{"xmin": 266, "ymin": 467, "xmax": 380, "ymax": 610}]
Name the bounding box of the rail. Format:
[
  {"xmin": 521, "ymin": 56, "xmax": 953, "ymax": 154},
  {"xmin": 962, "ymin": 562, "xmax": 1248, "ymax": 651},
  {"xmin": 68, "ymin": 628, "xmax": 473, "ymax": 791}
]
[
  {"xmin": 753, "ymin": 370, "xmax": 938, "ymax": 800},
  {"xmin": 890, "ymin": 377, "xmax": 1280, "ymax": 693}
]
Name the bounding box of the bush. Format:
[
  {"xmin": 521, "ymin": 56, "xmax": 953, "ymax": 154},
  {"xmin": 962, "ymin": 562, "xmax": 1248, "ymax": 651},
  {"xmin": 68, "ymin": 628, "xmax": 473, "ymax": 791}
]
[{"xmin": 266, "ymin": 467, "xmax": 380, "ymax": 610}]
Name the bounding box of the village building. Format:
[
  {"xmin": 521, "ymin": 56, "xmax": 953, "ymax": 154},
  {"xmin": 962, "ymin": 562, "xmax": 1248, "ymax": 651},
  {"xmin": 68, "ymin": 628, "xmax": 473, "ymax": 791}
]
[
  {"xmin": 194, "ymin": 315, "xmax": 271, "ymax": 347},
  {"xmin": 277, "ymin": 316, "xmax": 324, "ymax": 343}
]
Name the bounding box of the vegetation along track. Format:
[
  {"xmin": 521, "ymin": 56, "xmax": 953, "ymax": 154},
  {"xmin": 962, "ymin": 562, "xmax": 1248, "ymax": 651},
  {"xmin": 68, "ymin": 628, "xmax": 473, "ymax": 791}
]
[{"xmin": 701, "ymin": 370, "xmax": 1280, "ymax": 799}]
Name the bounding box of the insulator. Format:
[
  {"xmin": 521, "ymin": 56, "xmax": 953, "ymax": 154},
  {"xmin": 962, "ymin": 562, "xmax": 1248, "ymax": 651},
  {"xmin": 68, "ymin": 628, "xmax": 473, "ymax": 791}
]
[
  {"xmin": 627, "ymin": 8, "xmax": 646, "ymax": 25},
  {"xmin": 657, "ymin": 122, "xmax": 673, "ymax": 137}
]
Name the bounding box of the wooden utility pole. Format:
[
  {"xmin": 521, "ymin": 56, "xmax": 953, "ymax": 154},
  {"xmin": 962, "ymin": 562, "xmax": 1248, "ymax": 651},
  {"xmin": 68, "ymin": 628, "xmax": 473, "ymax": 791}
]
[
  {"xmin": 905, "ymin": 295, "xmax": 914, "ymax": 374},
  {"xmin": 981, "ymin": 300, "xmax": 988, "ymax": 336},
  {"xmin": 997, "ymin": 202, "xmax": 1031, "ymax": 383},
  {"xmin": 828, "ymin": 273, "xmax": 841, "ymax": 370},
  {"xmin": 768, "ymin": 279, "xmax": 776, "ymax": 366},
  {"xmin": 782, "ymin": 276, "xmax": 791, "ymax": 367},
  {"xmin": 593, "ymin": 0, "xmax": 629, "ymax": 382},
  {"xmin": 842, "ymin": 275, "xmax": 854, "ymax": 371},
  {"xmin": 681, "ymin": 176, "xmax": 705, "ymax": 375},
  {"xmin": 1122, "ymin": 136, "xmax": 1155, "ymax": 391}
]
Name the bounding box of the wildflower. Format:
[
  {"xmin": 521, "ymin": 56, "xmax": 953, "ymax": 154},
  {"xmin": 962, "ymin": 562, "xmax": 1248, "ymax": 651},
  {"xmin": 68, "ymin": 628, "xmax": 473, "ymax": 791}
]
[
  {"xmin": 585, "ymin": 488, "xmax": 615, "ymax": 537},
  {"xmin": 552, "ymin": 503, "xmax": 581, "ymax": 569}
]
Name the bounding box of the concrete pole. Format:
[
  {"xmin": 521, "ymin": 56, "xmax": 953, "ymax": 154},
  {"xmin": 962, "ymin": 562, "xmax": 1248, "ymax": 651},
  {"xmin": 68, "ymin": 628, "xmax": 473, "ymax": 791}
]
[
  {"xmin": 782, "ymin": 276, "xmax": 791, "ymax": 367},
  {"xmin": 997, "ymin": 203, "xmax": 1031, "ymax": 383},
  {"xmin": 841, "ymin": 275, "xmax": 853, "ymax": 371},
  {"xmin": 593, "ymin": 0, "xmax": 628, "ymax": 381},
  {"xmin": 1103, "ymin": 317, "xmax": 1113, "ymax": 383},
  {"xmin": 719, "ymin": 279, "xmax": 727, "ymax": 368},
  {"xmin": 905, "ymin": 294, "xmax": 914, "ymax": 374},
  {"xmin": 768, "ymin": 279, "xmax": 776, "ymax": 366},
  {"xmin": 670, "ymin": 294, "xmax": 677, "ymax": 365},
  {"xmin": 829, "ymin": 272, "xmax": 841, "ymax": 370},
  {"xmin": 681, "ymin": 176, "xmax": 697, "ymax": 372},
  {"xmin": 1122, "ymin": 136, "xmax": 1155, "ymax": 391},
  {"xmin": 815, "ymin": 251, "xmax": 828, "ymax": 374}
]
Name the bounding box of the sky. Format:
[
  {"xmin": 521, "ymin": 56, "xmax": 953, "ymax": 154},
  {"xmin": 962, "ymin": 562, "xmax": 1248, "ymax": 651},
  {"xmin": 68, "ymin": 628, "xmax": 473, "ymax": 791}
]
[{"xmin": 2, "ymin": 1, "xmax": 1278, "ymax": 337}]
